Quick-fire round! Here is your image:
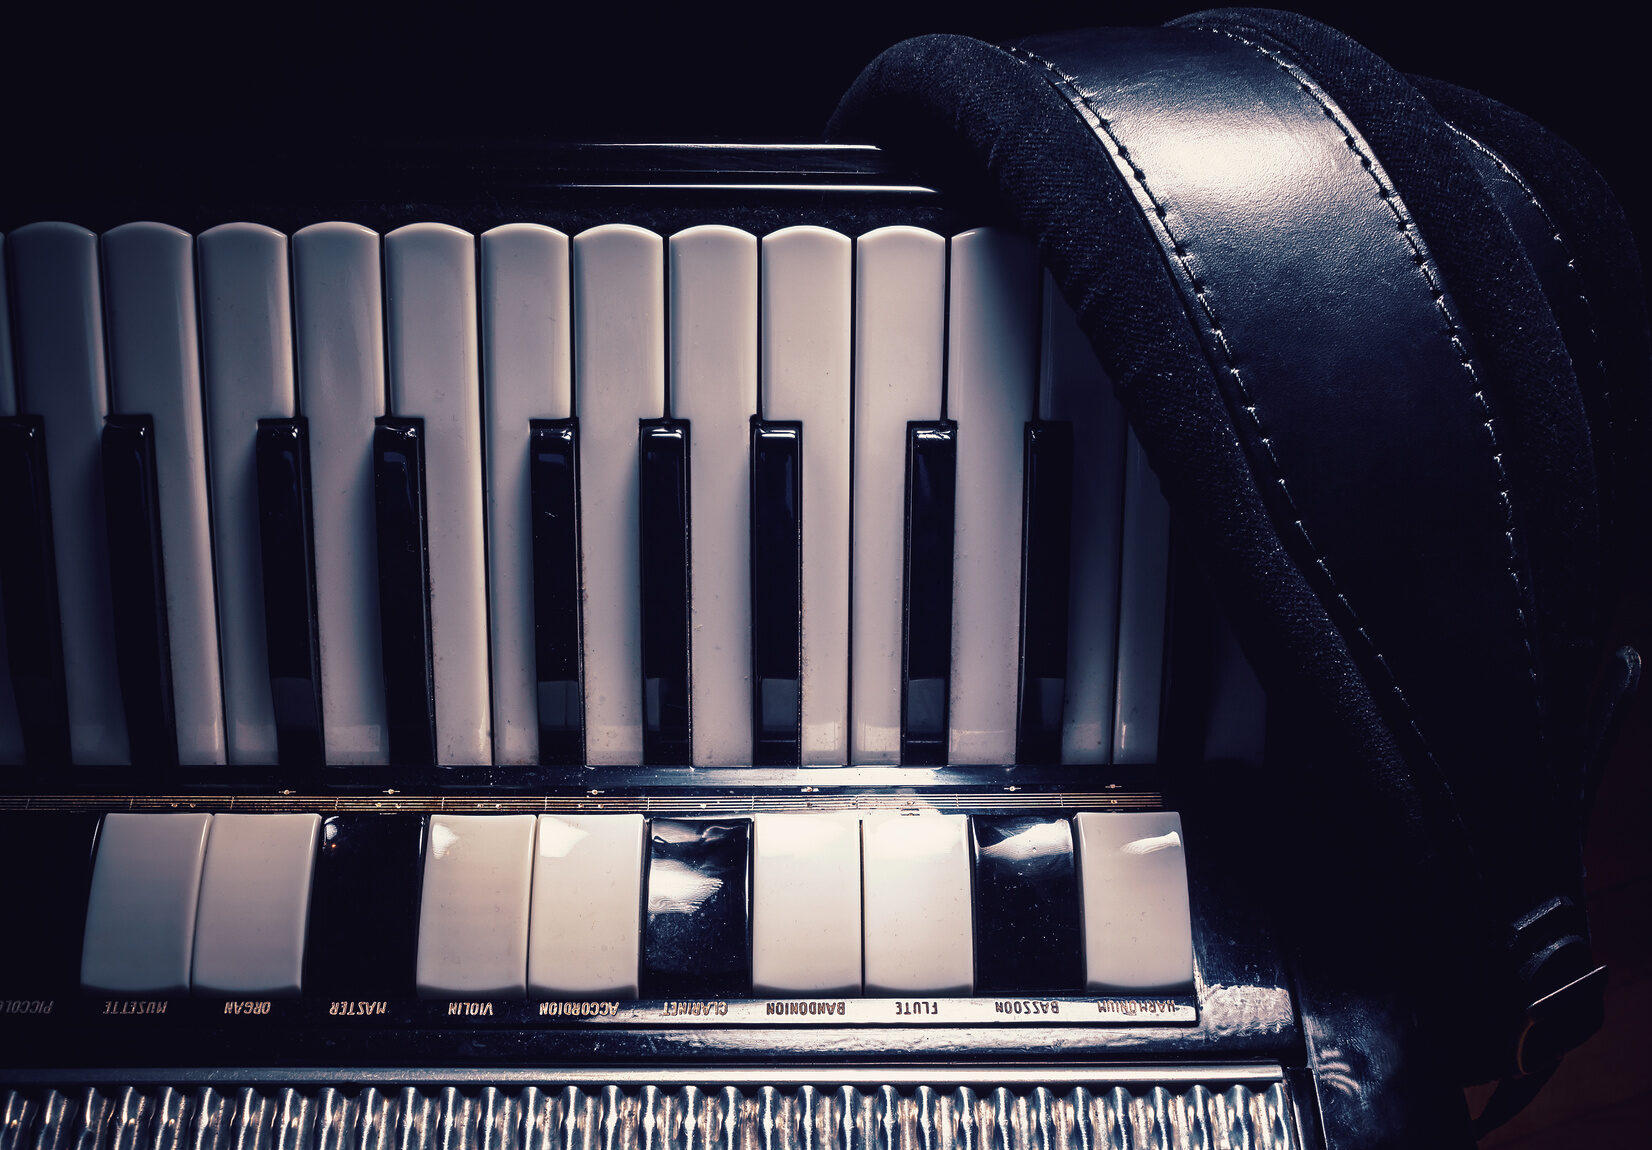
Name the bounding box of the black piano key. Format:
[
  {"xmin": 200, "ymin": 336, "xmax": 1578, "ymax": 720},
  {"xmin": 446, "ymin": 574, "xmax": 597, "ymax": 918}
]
[
  {"xmin": 971, "ymin": 815, "xmax": 1083, "ymax": 993},
  {"xmin": 101, "ymin": 414, "xmax": 177, "ymax": 772},
  {"xmin": 901, "ymin": 420, "xmax": 957, "ymax": 766},
  {"xmin": 529, "ymin": 419, "xmax": 584, "ymax": 767},
  {"xmin": 0, "ymin": 416, "xmax": 70, "ymax": 765},
  {"xmin": 255, "ymin": 418, "xmax": 325, "ymax": 774},
  {"xmin": 638, "ymin": 420, "xmax": 691, "ymax": 765},
  {"xmin": 373, "ymin": 417, "xmax": 436, "ymax": 768},
  {"xmin": 0, "ymin": 812, "xmax": 98, "ymax": 995},
  {"xmin": 1016, "ymin": 421, "xmax": 1074, "ymax": 765},
  {"xmin": 641, "ymin": 818, "xmax": 751, "ymax": 998},
  {"xmin": 749, "ymin": 420, "xmax": 801, "ymax": 766},
  {"xmin": 307, "ymin": 814, "xmax": 424, "ymax": 998}
]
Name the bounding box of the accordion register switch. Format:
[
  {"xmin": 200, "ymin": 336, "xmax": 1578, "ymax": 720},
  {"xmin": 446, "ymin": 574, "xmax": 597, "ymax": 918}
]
[{"xmin": 64, "ymin": 810, "xmax": 1194, "ymax": 1000}]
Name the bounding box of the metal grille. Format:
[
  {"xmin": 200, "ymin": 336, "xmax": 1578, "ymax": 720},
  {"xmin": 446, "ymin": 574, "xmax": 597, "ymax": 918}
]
[{"xmin": 0, "ymin": 1080, "xmax": 1294, "ymax": 1150}]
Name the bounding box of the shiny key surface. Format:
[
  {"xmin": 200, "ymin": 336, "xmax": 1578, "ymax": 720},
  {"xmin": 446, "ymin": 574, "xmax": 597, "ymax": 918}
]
[
  {"xmin": 760, "ymin": 226, "xmax": 851, "ymax": 766},
  {"xmin": 254, "ymin": 419, "xmax": 325, "ymax": 771},
  {"xmin": 80, "ymin": 813, "xmax": 211, "ymax": 995},
  {"xmin": 641, "ymin": 818, "xmax": 751, "ymax": 998},
  {"xmin": 637, "ymin": 420, "xmax": 691, "ymax": 765},
  {"xmin": 191, "ymin": 814, "xmax": 321, "ymax": 996},
  {"xmin": 384, "ymin": 223, "xmax": 491, "ymax": 768},
  {"xmin": 850, "ymin": 226, "xmax": 946, "ymax": 765},
  {"xmin": 751, "ymin": 813, "xmax": 862, "ymax": 995},
  {"xmin": 308, "ymin": 815, "xmax": 423, "ymax": 997},
  {"xmin": 528, "ymin": 421, "xmax": 584, "ymax": 766},
  {"xmin": 198, "ymin": 222, "xmax": 297, "ymax": 767},
  {"xmin": 100, "ymin": 416, "xmax": 175, "ymax": 771},
  {"xmin": 528, "ymin": 814, "xmax": 646, "ymax": 998},
  {"xmin": 971, "ymin": 815, "xmax": 1082, "ymax": 993},
  {"xmin": 416, "ymin": 814, "xmax": 536, "ymax": 998},
  {"xmin": 291, "ymin": 222, "xmax": 389, "ymax": 767},
  {"xmin": 670, "ymin": 225, "xmax": 757, "ymax": 768},
  {"xmin": 945, "ymin": 229, "xmax": 1039, "ymax": 766},
  {"xmin": 861, "ymin": 813, "xmax": 973, "ymax": 995},
  {"xmin": 101, "ymin": 222, "xmax": 224, "ymax": 768},
  {"xmin": 1075, "ymin": 811, "xmax": 1195, "ymax": 993},
  {"xmin": 481, "ymin": 223, "xmax": 572, "ymax": 769},
  {"xmin": 8, "ymin": 223, "xmax": 129, "ymax": 766}
]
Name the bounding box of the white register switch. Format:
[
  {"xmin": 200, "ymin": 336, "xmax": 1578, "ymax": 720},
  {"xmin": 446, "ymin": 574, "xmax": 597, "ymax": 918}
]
[
  {"xmin": 191, "ymin": 813, "xmax": 320, "ymax": 996},
  {"xmin": 1075, "ymin": 811, "xmax": 1195, "ymax": 992},
  {"xmin": 528, "ymin": 814, "xmax": 645, "ymax": 998},
  {"xmin": 416, "ymin": 814, "xmax": 535, "ymax": 997},
  {"xmin": 752, "ymin": 813, "xmax": 862, "ymax": 995},
  {"xmin": 862, "ymin": 813, "xmax": 973, "ymax": 994},
  {"xmin": 81, "ymin": 813, "xmax": 211, "ymax": 995}
]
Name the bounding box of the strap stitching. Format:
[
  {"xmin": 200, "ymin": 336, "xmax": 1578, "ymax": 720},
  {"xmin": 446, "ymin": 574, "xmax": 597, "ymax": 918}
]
[
  {"xmin": 1447, "ymin": 123, "xmax": 1613, "ymax": 471},
  {"xmin": 1007, "ymin": 38, "xmax": 1530, "ymax": 769},
  {"xmin": 1189, "ymin": 24, "xmax": 1542, "ymax": 710}
]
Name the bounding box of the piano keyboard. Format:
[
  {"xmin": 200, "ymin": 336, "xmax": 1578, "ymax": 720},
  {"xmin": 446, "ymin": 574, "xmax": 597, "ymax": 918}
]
[
  {"xmin": 0, "ymin": 213, "xmax": 1183, "ymax": 774},
  {"xmin": 1, "ymin": 145, "xmax": 1300, "ymax": 1145}
]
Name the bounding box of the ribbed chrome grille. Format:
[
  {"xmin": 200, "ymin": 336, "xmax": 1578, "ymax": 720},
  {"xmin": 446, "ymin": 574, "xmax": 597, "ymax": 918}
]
[{"xmin": 1, "ymin": 1080, "xmax": 1295, "ymax": 1150}]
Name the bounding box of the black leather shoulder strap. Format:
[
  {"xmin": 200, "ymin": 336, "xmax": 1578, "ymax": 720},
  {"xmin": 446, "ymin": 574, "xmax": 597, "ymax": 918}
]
[{"xmin": 830, "ymin": 7, "xmax": 1638, "ymax": 1104}]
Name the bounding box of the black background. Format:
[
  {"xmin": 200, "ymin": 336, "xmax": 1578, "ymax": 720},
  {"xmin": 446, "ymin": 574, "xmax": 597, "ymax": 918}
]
[{"xmin": 1, "ymin": 2, "xmax": 1644, "ymax": 255}]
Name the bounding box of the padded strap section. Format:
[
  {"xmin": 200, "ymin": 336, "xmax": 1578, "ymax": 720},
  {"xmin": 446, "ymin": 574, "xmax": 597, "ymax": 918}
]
[
  {"xmin": 1176, "ymin": 11, "xmax": 1602, "ymax": 910},
  {"xmin": 1013, "ymin": 25, "xmax": 1537, "ymax": 809},
  {"xmin": 1417, "ymin": 75, "xmax": 1652, "ymax": 600}
]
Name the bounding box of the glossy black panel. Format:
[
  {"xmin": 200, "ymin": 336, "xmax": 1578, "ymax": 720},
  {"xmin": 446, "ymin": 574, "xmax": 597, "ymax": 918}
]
[
  {"xmin": 642, "ymin": 818, "xmax": 750, "ymax": 998},
  {"xmin": 638, "ymin": 420, "xmax": 691, "ymax": 765},
  {"xmin": 529, "ymin": 420, "xmax": 585, "ymax": 767},
  {"xmin": 1016, "ymin": 421, "xmax": 1074, "ymax": 765},
  {"xmin": 373, "ymin": 418, "xmax": 436, "ymax": 768},
  {"xmin": 101, "ymin": 415, "xmax": 176, "ymax": 772},
  {"xmin": 0, "ymin": 416, "xmax": 70, "ymax": 765},
  {"xmin": 971, "ymin": 815, "xmax": 1083, "ymax": 993},
  {"xmin": 749, "ymin": 420, "xmax": 801, "ymax": 766},
  {"xmin": 255, "ymin": 418, "xmax": 324, "ymax": 774},
  {"xmin": 307, "ymin": 815, "xmax": 424, "ymax": 998},
  {"xmin": 901, "ymin": 421, "xmax": 956, "ymax": 766},
  {"xmin": 0, "ymin": 812, "xmax": 98, "ymax": 994}
]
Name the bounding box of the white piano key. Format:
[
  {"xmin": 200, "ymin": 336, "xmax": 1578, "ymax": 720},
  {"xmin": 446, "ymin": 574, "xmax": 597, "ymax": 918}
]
[
  {"xmin": 416, "ymin": 814, "xmax": 536, "ymax": 997},
  {"xmin": 761, "ymin": 226, "xmax": 852, "ymax": 764},
  {"xmin": 81, "ymin": 812, "xmax": 211, "ymax": 993},
  {"xmin": 670, "ymin": 225, "xmax": 757, "ymax": 766},
  {"xmin": 572, "ymin": 224, "xmax": 666, "ymax": 765},
  {"xmin": 851, "ymin": 226, "xmax": 947, "ymax": 764},
  {"xmin": 527, "ymin": 814, "xmax": 645, "ymax": 998},
  {"xmin": 861, "ymin": 813, "xmax": 973, "ymax": 994},
  {"xmin": 8, "ymin": 223, "xmax": 129, "ymax": 765},
  {"xmin": 101, "ymin": 223, "xmax": 226, "ymax": 766},
  {"xmin": 1074, "ymin": 811, "xmax": 1194, "ymax": 992},
  {"xmin": 945, "ymin": 229, "xmax": 1039, "ymax": 764},
  {"xmin": 1038, "ymin": 280, "xmax": 1127, "ymax": 764},
  {"xmin": 752, "ymin": 813, "xmax": 862, "ymax": 995},
  {"xmin": 1114, "ymin": 428, "xmax": 1170, "ymax": 763},
  {"xmin": 198, "ymin": 223, "xmax": 298, "ymax": 765},
  {"xmin": 385, "ymin": 223, "xmax": 491, "ymax": 767},
  {"xmin": 191, "ymin": 813, "xmax": 320, "ymax": 996},
  {"xmin": 292, "ymin": 223, "xmax": 389, "ymax": 766},
  {"xmin": 481, "ymin": 224, "xmax": 572, "ymax": 767}
]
